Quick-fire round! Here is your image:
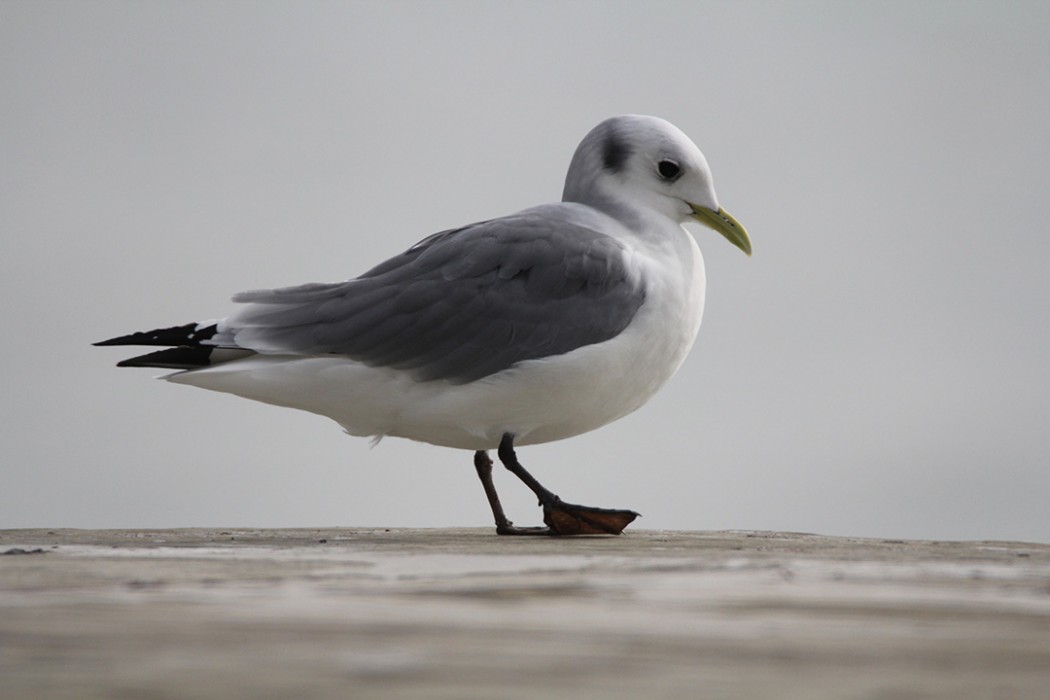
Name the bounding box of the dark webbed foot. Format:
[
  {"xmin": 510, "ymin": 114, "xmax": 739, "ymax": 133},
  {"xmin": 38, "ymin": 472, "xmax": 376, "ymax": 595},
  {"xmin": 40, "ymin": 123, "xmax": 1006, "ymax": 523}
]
[
  {"xmin": 495, "ymin": 523, "xmax": 553, "ymax": 536},
  {"xmin": 471, "ymin": 435, "xmax": 640, "ymax": 537},
  {"xmin": 541, "ymin": 498, "xmax": 639, "ymax": 536}
]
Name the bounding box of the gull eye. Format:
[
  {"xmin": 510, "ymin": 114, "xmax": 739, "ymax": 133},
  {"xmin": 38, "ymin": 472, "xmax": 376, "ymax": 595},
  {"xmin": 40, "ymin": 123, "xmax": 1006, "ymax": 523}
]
[{"xmin": 657, "ymin": 159, "xmax": 681, "ymax": 181}]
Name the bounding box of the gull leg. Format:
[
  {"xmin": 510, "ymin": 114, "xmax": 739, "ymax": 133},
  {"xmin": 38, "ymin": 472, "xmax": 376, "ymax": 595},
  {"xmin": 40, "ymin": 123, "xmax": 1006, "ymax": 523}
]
[
  {"xmin": 473, "ymin": 451, "xmax": 549, "ymax": 535},
  {"xmin": 495, "ymin": 433, "xmax": 639, "ymax": 536}
]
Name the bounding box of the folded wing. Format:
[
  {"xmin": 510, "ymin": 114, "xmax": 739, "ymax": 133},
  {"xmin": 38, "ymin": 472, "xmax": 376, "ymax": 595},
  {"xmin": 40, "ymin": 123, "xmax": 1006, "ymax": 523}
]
[{"xmin": 99, "ymin": 210, "xmax": 646, "ymax": 384}]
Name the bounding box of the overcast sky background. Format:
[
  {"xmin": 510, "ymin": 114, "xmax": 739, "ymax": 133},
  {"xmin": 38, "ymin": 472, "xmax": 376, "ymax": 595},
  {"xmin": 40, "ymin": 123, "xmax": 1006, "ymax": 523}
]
[{"xmin": 3, "ymin": 1, "xmax": 1048, "ymax": 542}]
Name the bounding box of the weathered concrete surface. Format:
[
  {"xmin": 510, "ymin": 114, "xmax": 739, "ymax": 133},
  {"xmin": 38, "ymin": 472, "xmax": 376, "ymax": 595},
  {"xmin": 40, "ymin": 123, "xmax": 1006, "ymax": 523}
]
[{"xmin": 1, "ymin": 528, "xmax": 1048, "ymax": 699}]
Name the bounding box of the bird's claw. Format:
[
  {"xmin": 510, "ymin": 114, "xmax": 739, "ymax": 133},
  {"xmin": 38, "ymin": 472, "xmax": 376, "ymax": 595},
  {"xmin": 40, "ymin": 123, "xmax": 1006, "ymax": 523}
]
[{"xmin": 542, "ymin": 499, "xmax": 639, "ymax": 536}]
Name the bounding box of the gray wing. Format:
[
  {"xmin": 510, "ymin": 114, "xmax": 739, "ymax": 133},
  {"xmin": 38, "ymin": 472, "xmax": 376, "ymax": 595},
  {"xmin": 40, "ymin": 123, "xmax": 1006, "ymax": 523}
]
[{"xmin": 219, "ymin": 209, "xmax": 646, "ymax": 384}]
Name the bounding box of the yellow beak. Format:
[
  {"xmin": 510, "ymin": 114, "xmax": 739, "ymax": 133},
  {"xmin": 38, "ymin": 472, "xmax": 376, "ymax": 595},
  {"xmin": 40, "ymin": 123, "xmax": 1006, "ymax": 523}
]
[{"xmin": 689, "ymin": 203, "xmax": 752, "ymax": 256}]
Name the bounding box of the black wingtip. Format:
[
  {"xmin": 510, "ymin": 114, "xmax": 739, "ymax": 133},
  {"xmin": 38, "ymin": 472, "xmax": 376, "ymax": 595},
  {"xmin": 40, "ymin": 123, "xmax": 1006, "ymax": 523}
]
[
  {"xmin": 94, "ymin": 323, "xmax": 217, "ymax": 347},
  {"xmin": 114, "ymin": 346, "xmax": 215, "ymax": 369},
  {"xmin": 111, "ymin": 345, "xmax": 255, "ymax": 370}
]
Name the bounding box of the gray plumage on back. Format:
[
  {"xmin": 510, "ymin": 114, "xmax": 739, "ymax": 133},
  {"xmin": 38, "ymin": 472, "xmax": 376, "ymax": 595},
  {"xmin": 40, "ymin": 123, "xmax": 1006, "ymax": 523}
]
[{"xmin": 219, "ymin": 206, "xmax": 646, "ymax": 384}]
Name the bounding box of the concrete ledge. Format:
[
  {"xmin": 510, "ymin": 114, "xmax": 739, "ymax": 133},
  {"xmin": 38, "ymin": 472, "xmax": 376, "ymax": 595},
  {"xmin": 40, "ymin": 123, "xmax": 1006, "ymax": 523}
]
[{"xmin": 2, "ymin": 528, "xmax": 1049, "ymax": 699}]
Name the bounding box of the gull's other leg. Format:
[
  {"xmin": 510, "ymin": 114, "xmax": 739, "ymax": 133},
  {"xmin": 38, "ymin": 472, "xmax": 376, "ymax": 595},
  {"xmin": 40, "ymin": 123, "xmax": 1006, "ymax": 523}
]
[{"xmin": 473, "ymin": 450, "xmax": 549, "ymax": 535}]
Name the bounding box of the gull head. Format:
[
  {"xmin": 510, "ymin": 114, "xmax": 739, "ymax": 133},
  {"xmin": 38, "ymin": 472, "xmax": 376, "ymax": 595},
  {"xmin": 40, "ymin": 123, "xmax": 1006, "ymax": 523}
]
[{"xmin": 563, "ymin": 115, "xmax": 751, "ymax": 256}]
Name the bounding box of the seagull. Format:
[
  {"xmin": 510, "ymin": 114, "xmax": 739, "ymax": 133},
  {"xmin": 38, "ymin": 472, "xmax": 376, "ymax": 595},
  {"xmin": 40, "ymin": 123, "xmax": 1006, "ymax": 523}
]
[{"xmin": 96, "ymin": 115, "xmax": 751, "ymax": 536}]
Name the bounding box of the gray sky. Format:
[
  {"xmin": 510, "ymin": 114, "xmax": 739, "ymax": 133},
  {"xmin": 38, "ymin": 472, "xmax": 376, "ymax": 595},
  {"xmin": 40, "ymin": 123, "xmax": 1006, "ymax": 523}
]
[{"xmin": 3, "ymin": 1, "xmax": 1048, "ymax": 542}]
